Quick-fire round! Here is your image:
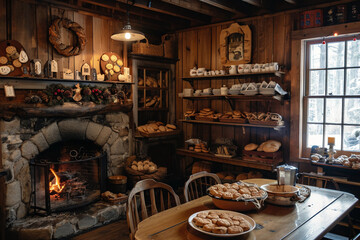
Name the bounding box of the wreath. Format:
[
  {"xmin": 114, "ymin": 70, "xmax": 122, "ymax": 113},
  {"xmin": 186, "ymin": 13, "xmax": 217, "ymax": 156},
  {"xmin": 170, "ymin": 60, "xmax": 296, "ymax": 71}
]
[{"xmin": 49, "ymin": 18, "xmax": 87, "ymax": 57}]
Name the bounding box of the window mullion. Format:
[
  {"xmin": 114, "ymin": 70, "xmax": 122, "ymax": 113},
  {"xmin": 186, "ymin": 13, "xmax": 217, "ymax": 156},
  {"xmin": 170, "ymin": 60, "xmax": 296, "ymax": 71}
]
[
  {"xmin": 341, "ymin": 40, "xmax": 348, "ymax": 150},
  {"xmin": 323, "ymin": 43, "xmax": 328, "ymax": 148}
]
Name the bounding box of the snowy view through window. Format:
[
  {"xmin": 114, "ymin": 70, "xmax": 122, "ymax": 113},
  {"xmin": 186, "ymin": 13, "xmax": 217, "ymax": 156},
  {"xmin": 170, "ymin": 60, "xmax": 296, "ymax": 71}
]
[{"xmin": 306, "ymin": 37, "xmax": 360, "ymax": 151}]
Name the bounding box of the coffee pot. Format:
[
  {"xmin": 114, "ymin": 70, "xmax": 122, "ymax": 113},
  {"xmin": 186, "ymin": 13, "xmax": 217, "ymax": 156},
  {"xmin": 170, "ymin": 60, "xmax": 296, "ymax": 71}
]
[{"xmin": 276, "ymin": 164, "xmax": 298, "ymax": 186}]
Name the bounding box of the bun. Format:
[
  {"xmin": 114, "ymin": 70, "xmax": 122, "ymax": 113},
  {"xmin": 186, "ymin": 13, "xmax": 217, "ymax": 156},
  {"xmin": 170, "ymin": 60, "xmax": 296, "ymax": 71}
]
[{"xmin": 244, "ymin": 143, "xmax": 258, "ymax": 151}]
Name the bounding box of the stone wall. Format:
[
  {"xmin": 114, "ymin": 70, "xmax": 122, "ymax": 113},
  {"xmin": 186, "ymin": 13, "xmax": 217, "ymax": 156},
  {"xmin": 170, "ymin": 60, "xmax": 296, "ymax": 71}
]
[{"xmin": 1, "ymin": 112, "xmax": 131, "ymax": 225}]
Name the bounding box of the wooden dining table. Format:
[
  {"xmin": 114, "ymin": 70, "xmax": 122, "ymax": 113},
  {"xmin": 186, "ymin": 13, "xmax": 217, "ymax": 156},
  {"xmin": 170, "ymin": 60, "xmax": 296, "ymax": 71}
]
[{"xmin": 135, "ymin": 179, "xmax": 358, "ymax": 240}]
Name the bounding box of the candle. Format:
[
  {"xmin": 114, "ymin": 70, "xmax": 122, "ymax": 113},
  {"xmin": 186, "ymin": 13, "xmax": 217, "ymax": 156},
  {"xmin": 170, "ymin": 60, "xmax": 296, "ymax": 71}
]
[{"xmin": 328, "ymin": 137, "xmax": 335, "ymax": 145}]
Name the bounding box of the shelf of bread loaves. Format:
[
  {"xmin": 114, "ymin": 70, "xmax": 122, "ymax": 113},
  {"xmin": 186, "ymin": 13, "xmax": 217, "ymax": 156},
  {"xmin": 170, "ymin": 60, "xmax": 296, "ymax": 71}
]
[
  {"xmin": 138, "ymin": 75, "xmax": 167, "ymax": 88},
  {"xmin": 136, "ymin": 121, "xmax": 180, "ymax": 138},
  {"xmin": 181, "ymin": 108, "xmax": 285, "ymax": 130}
]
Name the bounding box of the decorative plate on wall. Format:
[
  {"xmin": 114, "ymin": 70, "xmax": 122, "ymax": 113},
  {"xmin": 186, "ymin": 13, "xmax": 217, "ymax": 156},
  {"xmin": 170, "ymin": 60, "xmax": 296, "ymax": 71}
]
[
  {"xmin": 100, "ymin": 52, "xmax": 123, "ymax": 81},
  {"xmin": 220, "ymin": 23, "xmax": 251, "ymax": 66},
  {"xmin": 0, "ymin": 40, "xmax": 30, "ymax": 76}
]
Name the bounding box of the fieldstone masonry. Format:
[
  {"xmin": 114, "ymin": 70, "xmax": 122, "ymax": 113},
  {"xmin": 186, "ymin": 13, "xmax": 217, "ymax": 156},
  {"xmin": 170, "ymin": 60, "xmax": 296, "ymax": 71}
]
[{"xmin": 1, "ymin": 112, "xmax": 130, "ymax": 239}]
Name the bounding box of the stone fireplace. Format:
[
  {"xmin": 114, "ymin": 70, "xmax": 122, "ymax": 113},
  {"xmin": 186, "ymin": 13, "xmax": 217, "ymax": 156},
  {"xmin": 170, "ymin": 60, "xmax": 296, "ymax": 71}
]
[{"xmin": 1, "ymin": 107, "xmax": 131, "ymax": 238}]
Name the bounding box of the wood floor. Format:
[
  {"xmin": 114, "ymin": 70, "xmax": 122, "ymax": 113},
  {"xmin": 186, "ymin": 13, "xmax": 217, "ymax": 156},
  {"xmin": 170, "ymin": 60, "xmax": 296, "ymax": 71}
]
[{"xmin": 71, "ymin": 220, "xmax": 130, "ymax": 240}]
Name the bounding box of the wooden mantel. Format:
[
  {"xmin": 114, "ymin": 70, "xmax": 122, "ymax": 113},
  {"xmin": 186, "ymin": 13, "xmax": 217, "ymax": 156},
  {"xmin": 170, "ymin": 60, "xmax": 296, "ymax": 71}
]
[{"xmin": 0, "ymin": 102, "xmax": 133, "ymax": 119}]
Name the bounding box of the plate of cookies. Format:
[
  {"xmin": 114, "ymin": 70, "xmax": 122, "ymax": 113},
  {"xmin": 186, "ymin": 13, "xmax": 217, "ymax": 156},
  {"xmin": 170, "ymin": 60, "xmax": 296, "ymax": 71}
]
[
  {"xmin": 207, "ymin": 182, "xmax": 267, "ymax": 211},
  {"xmin": 188, "ymin": 209, "xmax": 256, "ymax": 237}
]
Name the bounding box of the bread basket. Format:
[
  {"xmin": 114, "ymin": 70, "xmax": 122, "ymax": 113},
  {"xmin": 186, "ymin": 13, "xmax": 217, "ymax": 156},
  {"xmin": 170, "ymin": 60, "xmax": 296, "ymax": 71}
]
[{"xmin": 207, "ymin": 182, "xmax": 267, "ymax": 211}]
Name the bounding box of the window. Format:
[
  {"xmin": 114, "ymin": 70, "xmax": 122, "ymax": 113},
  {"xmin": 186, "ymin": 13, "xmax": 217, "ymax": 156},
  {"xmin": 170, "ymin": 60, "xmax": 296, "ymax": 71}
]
[{"xmin": 304, "ymin": 36, "xmax": 360, "ymax": 152}]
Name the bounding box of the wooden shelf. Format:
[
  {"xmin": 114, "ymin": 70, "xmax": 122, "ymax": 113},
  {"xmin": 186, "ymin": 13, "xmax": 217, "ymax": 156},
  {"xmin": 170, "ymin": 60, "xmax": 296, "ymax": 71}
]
[
  {"xmin": 0, "ymin": 102, "xmax": 133, "ymax": 118},
  {"xmin": 138, "ymin": 86, "xmax": 168, "ymax": 90},
  {"xmin": 179, "ymin": 119, "xmax": 285, "ymax": 130},
  {"xmin": 311, "ymin": 161, "xmax": 360, "ymax": 172},
  {"xmin": 182, "ymin": 94, "xmax": 286, "ymax": 102},
  {"xmin": 0, "ymin": 75, "xmax": 133, "ymax": 85},
  {"xmin": 138, "ymin": 107, "xmax": 168, "ymax": 111},
  {"xmin": 176, "ymin": 148, "xmax": 280, "ymax": 171},
  {"xmin": 182, "ymin": 71, "xmax": 284, "ymax": 81}
]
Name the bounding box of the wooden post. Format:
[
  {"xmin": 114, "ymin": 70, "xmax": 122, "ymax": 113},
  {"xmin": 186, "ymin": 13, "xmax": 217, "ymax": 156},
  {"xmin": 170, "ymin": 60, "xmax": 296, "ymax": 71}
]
[{"xmin": 0, "ymin": 131, "xmax": 5, "ymax": 240}]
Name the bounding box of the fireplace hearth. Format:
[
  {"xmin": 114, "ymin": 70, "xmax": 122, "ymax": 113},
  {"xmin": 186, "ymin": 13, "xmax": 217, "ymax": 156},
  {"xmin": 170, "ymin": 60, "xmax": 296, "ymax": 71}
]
[{"xmin": 30, "ymin": 141, "xmax": 107, "ymax": 214}]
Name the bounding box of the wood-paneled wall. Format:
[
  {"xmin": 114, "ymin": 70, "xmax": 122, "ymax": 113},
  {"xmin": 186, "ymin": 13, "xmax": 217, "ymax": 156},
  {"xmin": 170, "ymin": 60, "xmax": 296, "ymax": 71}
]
[
  {"xmin": 175, "ymin": 14, "xmax": 293, "ymax": 165},
  {"xmin": 0, "ymin": 0, "xmax": 126, "ymax": 75}
]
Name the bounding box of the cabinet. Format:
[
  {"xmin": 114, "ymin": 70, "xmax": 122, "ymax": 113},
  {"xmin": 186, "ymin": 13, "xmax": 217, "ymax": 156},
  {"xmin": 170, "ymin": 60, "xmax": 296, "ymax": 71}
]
[
  {"xmin": 129, "ymin": 54, "xmax": 180, "ymax": 183},
  {"xmin": 177, "ymin": 70, "xmax": 289, "ymax": 172},
  {"xmin": 129, "ymin": 54, "xmax": 176, "ymax": 127}
]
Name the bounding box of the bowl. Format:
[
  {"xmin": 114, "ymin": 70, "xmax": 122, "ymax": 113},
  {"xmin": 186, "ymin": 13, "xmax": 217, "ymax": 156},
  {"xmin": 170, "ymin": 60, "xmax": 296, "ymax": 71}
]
[
  {"xmin": 259, "ymin": 88, "xmax": 275, "ymax": 96},
  {"xmin": 207, "ymin": 182, "xmax": 267, "ymax": 211},
  {"xmin": 228, "ymin": 89, "xmax": 240, "ymax": 95},
  {"xmin": 213, "ymin": 89, "xmax": 221, "ymax": 95},
  {"xmin": 260, "ymin": 184, "xmax": 300, "ymax": 206}
]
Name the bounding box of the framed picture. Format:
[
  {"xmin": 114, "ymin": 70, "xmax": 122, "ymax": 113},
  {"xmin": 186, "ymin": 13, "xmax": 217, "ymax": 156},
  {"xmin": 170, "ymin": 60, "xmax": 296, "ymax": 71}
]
[{"xmin": 220, "ymin": 23, "xmax": 251, "ymax": 66}]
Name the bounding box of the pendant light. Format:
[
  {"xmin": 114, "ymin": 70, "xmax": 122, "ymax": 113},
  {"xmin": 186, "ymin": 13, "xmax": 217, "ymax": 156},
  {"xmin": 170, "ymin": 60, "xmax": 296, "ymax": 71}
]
[{"xmin": 111, "ymin": 0, "xmax": 146, "ymax": 42}]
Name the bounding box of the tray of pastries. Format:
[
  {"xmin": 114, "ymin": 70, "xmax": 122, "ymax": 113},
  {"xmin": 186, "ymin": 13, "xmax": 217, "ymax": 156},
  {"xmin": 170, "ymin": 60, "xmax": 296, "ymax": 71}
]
[
  {"xmin": 100, "ymin": 52, "xmax": 123, "ymax": 81},
  {"xmin": 246, "ymin": 112, "xmax": 284, "ymax": 126},
  {"xmin": 195, "ymin": 108, "xmax": 221, "ymax": 121},
  {"xmin": 137, "ymin": 121, "xmax": 180, "ymax": 137},
  {"xmin": 219, "ymin": 110, "xmax": 247, "ymax": 123}
]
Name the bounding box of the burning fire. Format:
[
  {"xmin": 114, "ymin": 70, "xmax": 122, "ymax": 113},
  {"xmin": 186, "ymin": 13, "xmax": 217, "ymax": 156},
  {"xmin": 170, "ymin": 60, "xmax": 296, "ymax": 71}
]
[{"xmin": 49, "ymin": 168, "xmax": 65, "ymax": 194}]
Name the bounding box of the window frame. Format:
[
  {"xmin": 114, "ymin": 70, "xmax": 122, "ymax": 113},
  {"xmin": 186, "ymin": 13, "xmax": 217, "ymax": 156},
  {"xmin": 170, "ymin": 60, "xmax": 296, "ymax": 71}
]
[{"xmin": 302, "ymin": 36, "xmax": 360, "ymax": 157}]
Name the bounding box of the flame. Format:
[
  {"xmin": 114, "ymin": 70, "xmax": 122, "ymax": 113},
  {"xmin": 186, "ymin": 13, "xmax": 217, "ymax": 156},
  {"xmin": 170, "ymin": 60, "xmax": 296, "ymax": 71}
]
[{"xmin": 49, "ymin": 168, "xmax": 65, "ymax": 193}]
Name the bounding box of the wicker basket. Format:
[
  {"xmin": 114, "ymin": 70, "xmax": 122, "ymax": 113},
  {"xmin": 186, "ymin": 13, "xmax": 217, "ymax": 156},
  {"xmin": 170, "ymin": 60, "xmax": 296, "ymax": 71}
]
[
  {"xmin": 132, "ymin": 38, "xmax": 163, "ymax": 57},
  {"xmin": 162, "ymin": 34, "xmax": 177, "ymax": 59},
  {"xmin": 242, "ymin": 150, "xmax": 283, "ymax": 164}
]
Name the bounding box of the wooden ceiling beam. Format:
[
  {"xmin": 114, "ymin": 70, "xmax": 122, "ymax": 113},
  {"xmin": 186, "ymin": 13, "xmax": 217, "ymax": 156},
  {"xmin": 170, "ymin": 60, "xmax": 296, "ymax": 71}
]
[
  {"xmin": 198, "ymin": 0, "xmax": 241, "ymax": 14},
  {"xmin": 33, "ymin": 0, "xmax": 172, "ymax": 33},
  {"xmin": 284, "ymin": 0, "xmax": 297, "ymax": 4},
  {"xmin": 241, "ymin": 0, "xmax": 262, "ymax": 7},
  {"xmin": 116, "ymin": 0, "xmax": 211, "ymax": 23},
  {"xmin": 160, "ymin": 0, "xmax": 234, "ymax": 19},
  {"xmin": 81, "ymin": 0, "xmax": 190, "ymax": 26}
]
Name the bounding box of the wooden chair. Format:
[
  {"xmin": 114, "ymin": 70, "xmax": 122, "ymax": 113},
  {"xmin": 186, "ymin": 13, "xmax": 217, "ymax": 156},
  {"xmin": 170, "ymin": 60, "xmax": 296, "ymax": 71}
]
[
  {"xmin": 126, "ymin": 178, "xmax": 180, "ymax": 240},
  {"xmin": 184, "ymin": 171, "xmax": 221, "ymax": 202},
  {"xmin": 298, "ymin": 172, "xmax": 356, "ymax": 239}
]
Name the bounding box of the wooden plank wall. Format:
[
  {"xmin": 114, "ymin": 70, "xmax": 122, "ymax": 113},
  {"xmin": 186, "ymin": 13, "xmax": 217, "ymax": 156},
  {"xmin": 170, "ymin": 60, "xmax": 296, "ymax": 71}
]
[
  {"xmin": 176, "ymin": 13, "xmax": 293, "ymax": 168},
  {"xmin": 0, "ymin": 1, "xmax": 125, "ymax": 238},
  {"xmin": 0, "ymin": 0, "xmax": 125, "ymax": 76}
]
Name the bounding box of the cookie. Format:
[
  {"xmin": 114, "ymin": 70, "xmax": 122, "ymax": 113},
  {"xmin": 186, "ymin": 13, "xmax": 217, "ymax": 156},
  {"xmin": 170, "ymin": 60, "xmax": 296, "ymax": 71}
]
[
  {"xmin": 109, "ymin": 69, "xmax": 114, "ymax": 75},
  {"xmin": 105, "ymin": 63, "xmax": 113, "ymax": 70},
  {"xmin": 101, "ymin": 54, "xmax": 109, "ymax": 61},
  {"xmin": 228, "ymin": 226, "xmax": 244, "ymax": 234},
  {"xmin": 110, "ymin": 55, "xmax": 117, "ymax": 62},
  {"xmin": 6, "ymin": 46, "xmax": 17, "ymax": 55},
  {"xmin": 0, "ymin": 56, "xmax": 8, "ymax": 64},
  {"xmin": 113, "ymin": 65, "xmax": 120, "ymax": 73},
  {"xmin": 117, "ymin": 59, "xmax": 123, "ymax": 66},
  {"xmin": 7, "ymin": 65, "xmax": 14, "ymax": 71},
  {"xmin": 13, "ymin": 59, "xmax": 22, "ymax": 68}
]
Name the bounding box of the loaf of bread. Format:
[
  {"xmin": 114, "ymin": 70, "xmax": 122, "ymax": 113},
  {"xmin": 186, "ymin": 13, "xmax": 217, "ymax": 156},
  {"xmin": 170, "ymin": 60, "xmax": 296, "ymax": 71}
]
[
  {"xmin": 263, "ymin": 140, "xmax": 281, "ymax": 153},
  {"xmin": 244, "ymin": 143, "xmax": 258, "ymax": 151}
]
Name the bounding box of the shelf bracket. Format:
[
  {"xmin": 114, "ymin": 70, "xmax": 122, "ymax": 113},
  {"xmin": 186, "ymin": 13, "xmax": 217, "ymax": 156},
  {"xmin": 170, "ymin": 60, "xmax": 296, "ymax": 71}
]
[{"xmin": 224, "ymin": 96, "xmax": 235, "ymax": 111}]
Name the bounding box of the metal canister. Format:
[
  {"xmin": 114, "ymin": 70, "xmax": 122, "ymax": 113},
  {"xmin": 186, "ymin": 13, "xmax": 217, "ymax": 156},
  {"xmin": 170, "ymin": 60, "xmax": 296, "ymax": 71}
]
[{"xmin": 276, "ymin": 164, "xmax": 298, "ymax": 186}]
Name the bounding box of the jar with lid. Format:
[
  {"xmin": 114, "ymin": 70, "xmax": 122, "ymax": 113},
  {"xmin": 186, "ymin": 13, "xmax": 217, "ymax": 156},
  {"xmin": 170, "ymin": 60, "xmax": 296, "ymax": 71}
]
[{"xmin": 220, "ymin": 85, "xmax": 228, "ymax": 95}]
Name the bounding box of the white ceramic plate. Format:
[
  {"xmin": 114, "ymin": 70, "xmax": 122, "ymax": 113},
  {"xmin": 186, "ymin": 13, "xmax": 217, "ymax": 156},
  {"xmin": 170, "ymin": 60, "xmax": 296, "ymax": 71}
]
[{"xmin": 188, "ymin": 209, "xmax": 256, "ymax": 237}]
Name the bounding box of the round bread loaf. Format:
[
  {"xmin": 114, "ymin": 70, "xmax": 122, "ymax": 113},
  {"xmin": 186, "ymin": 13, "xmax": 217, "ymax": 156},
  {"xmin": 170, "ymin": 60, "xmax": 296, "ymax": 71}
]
[{"xmin": 244, "ymin": 143, "xmax": 258, "ymax": 151}]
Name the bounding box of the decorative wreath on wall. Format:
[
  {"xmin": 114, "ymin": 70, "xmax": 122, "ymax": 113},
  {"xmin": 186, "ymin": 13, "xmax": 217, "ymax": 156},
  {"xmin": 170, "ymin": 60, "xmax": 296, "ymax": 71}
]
[{"xmin": 49, "ymin": 18, "xmax": 87, "ymax": 57}]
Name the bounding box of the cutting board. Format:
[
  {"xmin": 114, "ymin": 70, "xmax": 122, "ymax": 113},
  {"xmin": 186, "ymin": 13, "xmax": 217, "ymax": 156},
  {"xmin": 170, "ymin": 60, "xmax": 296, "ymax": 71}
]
[
  {"xmin": 100, "ymin": 52, "xmax": 123, "ymax": 81},
  {"xmin": 0, "ymin": 40, "xmax": 30, "ymax": 77}
]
